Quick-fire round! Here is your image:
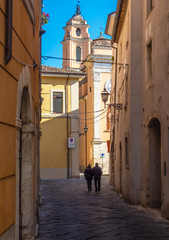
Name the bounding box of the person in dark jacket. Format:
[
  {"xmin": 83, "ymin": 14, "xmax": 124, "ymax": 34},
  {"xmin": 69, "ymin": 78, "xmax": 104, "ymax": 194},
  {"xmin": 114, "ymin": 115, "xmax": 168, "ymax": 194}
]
[
  {"xmin": 84, "ymin": 164, "xmax": 93, "ymax": 192},
  {"xmin": 93, "ymin": 163, "xmax": 102, "ymax": 192}
]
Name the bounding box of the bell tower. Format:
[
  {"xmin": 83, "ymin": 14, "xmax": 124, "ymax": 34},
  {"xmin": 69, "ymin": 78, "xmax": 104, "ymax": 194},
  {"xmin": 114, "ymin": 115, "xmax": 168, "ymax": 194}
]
[{"xmin": 61, "ymin": 3, "xmax": 91, "ymax": 70}]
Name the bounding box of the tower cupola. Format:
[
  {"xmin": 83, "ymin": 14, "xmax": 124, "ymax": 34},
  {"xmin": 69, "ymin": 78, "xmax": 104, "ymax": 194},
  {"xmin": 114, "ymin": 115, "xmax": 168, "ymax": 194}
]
[{"xmin": 61, "ymin": 4, "xmax": 91, "ymax": 70}]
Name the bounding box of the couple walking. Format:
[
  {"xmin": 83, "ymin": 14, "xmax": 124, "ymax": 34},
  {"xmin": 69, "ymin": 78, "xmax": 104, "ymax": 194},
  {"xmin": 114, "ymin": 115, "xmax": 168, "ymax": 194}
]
[{"xmin": 84, "ymin": 163, "xmax": 102, "ymax": 192}]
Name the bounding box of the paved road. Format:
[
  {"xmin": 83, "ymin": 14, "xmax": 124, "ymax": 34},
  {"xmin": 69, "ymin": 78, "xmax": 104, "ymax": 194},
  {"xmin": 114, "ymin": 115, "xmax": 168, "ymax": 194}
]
[{"xmin": 37, "ymin": 176, "xmax": 169, "ymax": 240}]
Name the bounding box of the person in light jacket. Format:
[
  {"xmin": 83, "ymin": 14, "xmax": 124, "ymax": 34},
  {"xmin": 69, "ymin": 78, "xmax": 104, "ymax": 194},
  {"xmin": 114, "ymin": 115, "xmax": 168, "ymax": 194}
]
[{"xmin": 93, "ymin": 163, "xmax": 102, "ymax": 192}]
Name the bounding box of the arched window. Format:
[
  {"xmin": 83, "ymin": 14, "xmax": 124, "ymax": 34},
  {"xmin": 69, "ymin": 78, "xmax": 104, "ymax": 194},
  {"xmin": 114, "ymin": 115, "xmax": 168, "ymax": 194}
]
[
  {"xmin": 76, "ymin": 28, "xmax": 81, "ymax": 36},
  {"xmin": 76, "ymin": 47, "xmax": 81, "ymax": 62}
]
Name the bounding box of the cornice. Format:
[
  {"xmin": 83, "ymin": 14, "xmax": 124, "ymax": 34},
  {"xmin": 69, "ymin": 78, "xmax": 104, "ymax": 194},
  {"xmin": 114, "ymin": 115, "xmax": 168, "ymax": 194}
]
[
  {"xmin": 112, "ymin": 0, "xmax": 128, "ymax": 43},
  {"xmin": 61, "ymin": 37, "xmax": 91, "ymax": 43},
  {"xmin": 64, "ymin": 24, "xmax": 90, "ymax": 28}
]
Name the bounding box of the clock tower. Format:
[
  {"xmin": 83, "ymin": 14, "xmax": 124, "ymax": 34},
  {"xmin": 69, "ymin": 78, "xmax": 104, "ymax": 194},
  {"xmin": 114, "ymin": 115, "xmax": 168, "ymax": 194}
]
[{"xmin": 61, "ymin": 4, "xmax": 91, "ymax": 70}]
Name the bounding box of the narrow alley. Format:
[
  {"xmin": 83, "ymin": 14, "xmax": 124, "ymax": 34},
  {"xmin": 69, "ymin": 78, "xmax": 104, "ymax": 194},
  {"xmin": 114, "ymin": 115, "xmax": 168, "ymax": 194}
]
[{"xmin": 37, "ymin": 177, "xmax": 169, "ymax": 240}]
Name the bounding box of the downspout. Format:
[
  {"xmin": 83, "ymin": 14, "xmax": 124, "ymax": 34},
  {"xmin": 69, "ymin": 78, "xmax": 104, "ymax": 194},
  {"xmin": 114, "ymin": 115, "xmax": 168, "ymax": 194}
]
[
  {"xmin": 5, "ymin": 0, "xmax": 13, "ymax": 64},
  {"xmin": 82, "ymin": 97, "xmax": 87, "ymax": 167},
  {"xmin": 66, "ymin": 74, "xmax": 70, "ymax": 179},
  {"xmin": 110, "ymin": 46, "xmax": 118, "ymax": 186},
  {"xmin": 112, "ymin": 46, "xmax": 118, "ymax": 152},
  {"xmin": 84, "ymin": 98, "xmax": 87, "ymax": 167}
]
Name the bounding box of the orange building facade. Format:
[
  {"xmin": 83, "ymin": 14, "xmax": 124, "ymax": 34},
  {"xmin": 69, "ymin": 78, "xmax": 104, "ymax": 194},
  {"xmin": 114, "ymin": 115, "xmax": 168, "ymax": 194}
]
[{"xmin": 0, "ymin": 0, "xmax": 41, "ymax": 239}]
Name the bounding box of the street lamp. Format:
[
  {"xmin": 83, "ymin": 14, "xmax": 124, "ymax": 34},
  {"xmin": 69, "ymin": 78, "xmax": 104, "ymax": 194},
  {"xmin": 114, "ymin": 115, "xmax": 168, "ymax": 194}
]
[
  {"xmin": 101, "ymin": 88, "xmax": 109, "ymax": 108},
  {"xmin": 83, "ymin": 125, "xmax": 88, "ymax": 133},
  {"xmin": 101, "ymin": 88, "xmax": 123, "ymax": 110}
]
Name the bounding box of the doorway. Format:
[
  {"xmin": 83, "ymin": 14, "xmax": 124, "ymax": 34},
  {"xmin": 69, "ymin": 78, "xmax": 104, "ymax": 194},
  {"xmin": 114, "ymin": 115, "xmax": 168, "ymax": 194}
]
[
  {"xmin": 148, "ymin": 118, "xmax": 161, "ymax": 208},
  {"xmin": 19, "ymin": 87, "xmax": 33, "ymax": 239}
]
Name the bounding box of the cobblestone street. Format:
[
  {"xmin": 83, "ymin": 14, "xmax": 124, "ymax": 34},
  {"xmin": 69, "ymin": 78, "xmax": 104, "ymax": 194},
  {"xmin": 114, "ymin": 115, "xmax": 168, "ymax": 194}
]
[{"xmin": 37, "ymin": 177, "xmax": 169, "ymax": 240}]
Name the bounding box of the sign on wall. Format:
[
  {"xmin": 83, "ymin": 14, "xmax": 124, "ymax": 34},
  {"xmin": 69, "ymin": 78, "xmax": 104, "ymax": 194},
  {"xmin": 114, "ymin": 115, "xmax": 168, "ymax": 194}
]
[{"xmin": 68, "ymin": 138, "xmax": 75, "ymax": 148}]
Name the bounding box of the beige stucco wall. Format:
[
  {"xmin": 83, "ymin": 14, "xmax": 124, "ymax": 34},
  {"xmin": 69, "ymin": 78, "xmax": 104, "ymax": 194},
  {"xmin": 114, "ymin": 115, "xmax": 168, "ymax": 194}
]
[
  {"xmin": 110, "ymin": 0, "xmax": 169, "ymax": 217},
  {"xmin": 111, "ymin": 0, "xmax": 143, "ymax": 202},
  {"xmin": 141, "ymin": 0, "xmax": 169, "ymax": 217}
]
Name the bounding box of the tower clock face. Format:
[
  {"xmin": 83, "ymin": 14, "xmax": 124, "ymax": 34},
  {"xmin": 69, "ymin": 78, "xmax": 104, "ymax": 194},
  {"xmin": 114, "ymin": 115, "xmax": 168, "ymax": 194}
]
[
  {"xmin": 76, "ymin": 28, "xmax": 81, "ymax": 36},
  {"xmin": 105, "ymin": 80, "xmax": 111, "ymax": 93}
]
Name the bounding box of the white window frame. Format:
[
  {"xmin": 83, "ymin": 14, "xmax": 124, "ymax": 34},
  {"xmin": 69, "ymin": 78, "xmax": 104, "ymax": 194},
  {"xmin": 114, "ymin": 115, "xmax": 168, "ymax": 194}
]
[{"xmin": 50, "ymin": 89, "xmax": 65, "ymax": 115}]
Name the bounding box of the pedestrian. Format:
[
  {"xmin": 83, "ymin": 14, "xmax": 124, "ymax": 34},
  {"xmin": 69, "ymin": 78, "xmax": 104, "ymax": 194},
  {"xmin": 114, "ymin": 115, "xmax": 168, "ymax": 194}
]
[
  {"xmin": 84, "ymin": 164, "xmax": 93, "ymax": 192},
  {"xmin": 93, "ymin": 163, "xmax": 102, "ymax": 192}
]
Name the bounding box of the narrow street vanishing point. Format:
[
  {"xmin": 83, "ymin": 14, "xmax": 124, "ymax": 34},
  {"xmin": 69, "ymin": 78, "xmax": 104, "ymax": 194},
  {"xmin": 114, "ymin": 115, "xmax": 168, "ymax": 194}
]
[{"xmin": 37, "ymin": 177, "xmax": 169, "ymax": 240}]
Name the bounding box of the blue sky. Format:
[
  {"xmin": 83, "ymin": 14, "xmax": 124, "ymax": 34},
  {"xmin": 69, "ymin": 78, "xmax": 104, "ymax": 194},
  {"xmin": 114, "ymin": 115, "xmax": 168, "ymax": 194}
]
[{"xmin": 41, "ymin": 0, "xmax": 117, "ymax": 68}]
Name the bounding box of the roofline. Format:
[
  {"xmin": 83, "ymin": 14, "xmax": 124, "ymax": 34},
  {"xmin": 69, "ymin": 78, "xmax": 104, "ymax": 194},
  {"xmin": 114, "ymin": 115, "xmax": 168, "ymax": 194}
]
[
  {"xmin": 112, "ymin": 0, "xmax": 128, "ymax": 44},
  {"xmin": 112, "ymin": 0, "xmax": 123, "ymax": 43},
  {"xmin": 105, "ymin": 11, "xmax": 116, "ymax": 36},
  {"xmin": 82, "ymin": 54, "xmax": 113, "ymax": 64},
  {"xmin": 42, "ymin": 72, "xmax": 86, "ymax": 78},
  {"xmin": 79, "ymin": 77, "xmax": 87, "ymax": 86},
  {"xmin": 92, "ymin": 37, "xmax": 111, "ymax": 41},
  {"xmin": 61, "ymin": 37, "xmax": 91, "ymax": 44},
  {"xmin": 63, "ymin": 24, "xmax": 90, "ymax": 29}
]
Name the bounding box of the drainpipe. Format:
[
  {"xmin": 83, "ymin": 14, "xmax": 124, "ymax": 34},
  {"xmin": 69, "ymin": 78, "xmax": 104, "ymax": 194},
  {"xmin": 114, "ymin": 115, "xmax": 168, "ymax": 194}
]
[
  {"xmin": 82, "ymin": 97, "xmax": 87, "ymax": 167},
  {"xmin": 66, "ymin": 75, "xmax": 70, "ymax": 179},
  {"xmin": 84, "ymin": 99, "xmax": 87, "ymax": 167},
  {"xmin": 111, "ymin": 45, "xmax": 118, "ymax": 186}
]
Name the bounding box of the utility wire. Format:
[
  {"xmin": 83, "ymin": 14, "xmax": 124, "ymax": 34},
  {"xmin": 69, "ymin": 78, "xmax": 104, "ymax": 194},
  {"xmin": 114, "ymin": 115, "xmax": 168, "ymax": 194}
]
[
  {"xmin": 41, "ymin": 108, "xmax": 107, "ymax": 121},
  {"xmin": 41, "ymin": 55, "xmax": 128, "ymax": 68},
  {"xmin": 0, "ymin": 40, "xmax": 38, "ymax": 68},
  {"xmin": 41, "ymin": 107, "xmax": 105, "ymax": 115},
  {"xmin": 79, "ymin": 108, "xmax": 108, "ymax": 121},
  {"xmin": 79, "ymin": 114, "xmax": 107, "ymax": 125}
]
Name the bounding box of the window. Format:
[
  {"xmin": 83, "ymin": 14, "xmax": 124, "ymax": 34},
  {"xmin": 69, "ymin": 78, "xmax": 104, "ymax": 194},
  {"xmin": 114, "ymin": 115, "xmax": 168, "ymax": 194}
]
[
  {"xmin": 147, "ymin": 0, "xmax": 153, "ymax": 16},
  {"xmin": 53, "ymin": 92, "xmax": 63, "ymax": 113},
  {"xmin": 147, "ymin": 40, "xmax": 152, "ymax": 82},
  {"xmin": 51, "ymin": 89, "xmax": 65, "ymax": 114},
  {"xmin": 76, "ymin": 28, "xmax": 81, "ymax": 36},
  {"xmin": 76, "ymin": 47, "xmax": 81, "ymax": 61}
]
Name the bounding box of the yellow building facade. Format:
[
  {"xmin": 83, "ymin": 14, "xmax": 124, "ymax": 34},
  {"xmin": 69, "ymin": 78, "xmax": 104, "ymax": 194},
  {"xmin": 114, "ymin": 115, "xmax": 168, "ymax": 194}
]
[
  {"xmin": 0, "ymin": 0, "xmax": 41, "ymax": 239},
  {"xmin": 41, "ymin": 66, "xmax": 85, "ymax": 179}
]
